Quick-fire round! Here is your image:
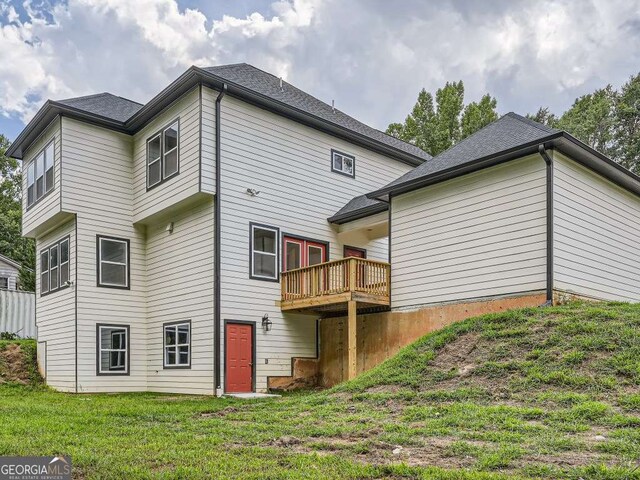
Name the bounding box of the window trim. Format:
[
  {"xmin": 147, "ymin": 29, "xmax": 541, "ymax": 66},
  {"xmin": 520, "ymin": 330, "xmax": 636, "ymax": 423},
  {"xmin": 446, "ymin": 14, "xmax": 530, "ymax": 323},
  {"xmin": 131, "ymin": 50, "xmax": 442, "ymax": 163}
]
[
  {"xmin": 0, "ymin": 277, "xmax": 8, "ymax": 290},
  {"xmin": 282, "ymin": 233, "xmax": 330, "ymax": 272},
  {"xmin": 96, "ymin": 324, "xmax": 130, "ymax": 376},
  {"xmin": 40, "ymin": 236, "xmax": 71, "ymax": 297},
  {"xmin": 146, "ymin": 118, "xmax": 180, "ymax": 191},
  {"xmin": 249, "ymin": 222, "xmax": 280, "ymax": 282},
  {"xmin": 330, "ymin": 149, "xmax": 356, "ymax": 178},
  {"xmin": 163, "ymin": 320, "xmax": 192, "ymax": 369},
  {"xmin": 26, "ymin": 139, "xmax": 56, "ymax": 211},
  {"xmin": 96, "ymin": 235, "xmax": 131, "ymax": 290}
]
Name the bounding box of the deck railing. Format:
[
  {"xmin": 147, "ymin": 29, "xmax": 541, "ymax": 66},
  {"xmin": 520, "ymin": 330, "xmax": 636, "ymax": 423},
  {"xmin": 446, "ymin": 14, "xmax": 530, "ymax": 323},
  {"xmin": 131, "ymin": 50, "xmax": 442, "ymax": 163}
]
[{"xmin": 281, "ymin": 257, "xmax": 390, "ymax": 302}]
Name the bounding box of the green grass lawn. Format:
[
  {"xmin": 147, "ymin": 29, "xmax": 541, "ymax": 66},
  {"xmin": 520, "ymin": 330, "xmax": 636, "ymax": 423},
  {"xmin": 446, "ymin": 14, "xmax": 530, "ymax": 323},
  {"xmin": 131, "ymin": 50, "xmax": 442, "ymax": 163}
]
[{"xmin": 2, "ymin": 302, "xmax": 640, "ymax": 479}]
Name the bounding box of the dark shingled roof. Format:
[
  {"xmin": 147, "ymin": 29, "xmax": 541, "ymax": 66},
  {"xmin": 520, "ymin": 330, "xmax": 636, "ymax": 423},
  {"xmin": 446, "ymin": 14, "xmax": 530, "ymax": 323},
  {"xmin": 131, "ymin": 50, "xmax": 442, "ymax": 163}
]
[
  {"xmin": 379, "ymin": 112, "xmax": 560, "ymax": 191},
  {"xmin": 203, "ymin": 63, "xmax": 431, "ymax": 162},
  {"xmin": 328, "ymin": 194, "xmax": 387, "ymax": 224},
  {"xmin": 57, "ymin": 93, "xmax": 143, "ymax": 122}
]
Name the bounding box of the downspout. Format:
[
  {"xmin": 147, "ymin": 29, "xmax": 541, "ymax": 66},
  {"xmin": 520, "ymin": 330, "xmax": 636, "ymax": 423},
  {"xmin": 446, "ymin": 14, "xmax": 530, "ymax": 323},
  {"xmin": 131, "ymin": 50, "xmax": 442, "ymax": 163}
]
[
  {"xmin": 214, "ymin": 84, "xmax": 227, "ymax": 397},
  {"xmin": 538, "ymin": 145, "xmax": 554, "ymax": 305}
]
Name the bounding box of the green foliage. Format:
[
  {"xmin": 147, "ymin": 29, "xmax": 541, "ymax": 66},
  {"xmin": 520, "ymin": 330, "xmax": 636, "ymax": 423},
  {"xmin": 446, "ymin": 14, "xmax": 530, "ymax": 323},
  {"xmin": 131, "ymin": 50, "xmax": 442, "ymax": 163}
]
[
  {"xmin": 386, "ymin": 81, "xmax": 498, "ymax": 157},
  {"xmin": 529, "ymin": 72, "xmax": 640, "ymax": 172},
  {"xmin": 0, "ymin": 134, "xmax": 34, "ymax": 291},
  {"xmin": 614, "ymin": 73, "xmax": 640, "ymax": 172},
  {"xmin": 1, "ymin": 303, "xmax": 640, "ymax": 478}
]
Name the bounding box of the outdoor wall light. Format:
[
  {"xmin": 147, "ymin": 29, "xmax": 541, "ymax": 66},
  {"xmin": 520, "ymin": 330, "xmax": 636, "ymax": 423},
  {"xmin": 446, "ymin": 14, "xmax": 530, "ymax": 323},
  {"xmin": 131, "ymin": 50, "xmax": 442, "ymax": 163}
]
[{"xmin": 262, "ymin": 314, "xmax": 272, "ymax": 332}]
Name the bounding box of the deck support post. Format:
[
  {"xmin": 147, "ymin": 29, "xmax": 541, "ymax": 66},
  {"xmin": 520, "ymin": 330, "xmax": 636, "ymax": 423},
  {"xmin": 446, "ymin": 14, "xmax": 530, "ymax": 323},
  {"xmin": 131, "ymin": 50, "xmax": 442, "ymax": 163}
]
[{"xmin": 347, "ymin": 299, "xmax": 357, "ymax": 380}]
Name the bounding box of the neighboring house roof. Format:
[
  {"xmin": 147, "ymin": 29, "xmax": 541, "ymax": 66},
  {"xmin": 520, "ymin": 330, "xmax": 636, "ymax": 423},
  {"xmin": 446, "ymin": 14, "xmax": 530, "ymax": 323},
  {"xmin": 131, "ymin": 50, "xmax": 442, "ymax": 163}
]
[
  {"xmin": 0, "ymin": 254, "xmax": 22, "ymax": 271},
  {"xmin": 57, "ymin": 93, "xmax": 143, "ymax": 122},
  {"xmin": 368, "ymin": 112, "xmax": 640, "ymax": 201},
  {"xmin": 327, "ymin": 194, "xmax": 388, "ymax": 224},
  {"xmin": 8, "ymin": 64, "xmax": 429, "ymax": 166}
]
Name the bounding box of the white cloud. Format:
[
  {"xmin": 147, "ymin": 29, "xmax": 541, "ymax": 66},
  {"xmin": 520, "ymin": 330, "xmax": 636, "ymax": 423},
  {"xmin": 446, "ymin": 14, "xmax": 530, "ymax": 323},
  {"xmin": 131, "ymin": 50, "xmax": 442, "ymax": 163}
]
[{"xmin": 0, "ymin": 0, "xmax": 638, "ymax": 130}]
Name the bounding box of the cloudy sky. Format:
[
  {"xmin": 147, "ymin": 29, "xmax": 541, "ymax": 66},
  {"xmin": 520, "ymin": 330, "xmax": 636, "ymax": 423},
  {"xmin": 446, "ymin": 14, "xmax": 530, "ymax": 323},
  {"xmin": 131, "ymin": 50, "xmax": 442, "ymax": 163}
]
[{"xmin": 0, "ymin": 0, "xmax": 639, "ymax": 140}]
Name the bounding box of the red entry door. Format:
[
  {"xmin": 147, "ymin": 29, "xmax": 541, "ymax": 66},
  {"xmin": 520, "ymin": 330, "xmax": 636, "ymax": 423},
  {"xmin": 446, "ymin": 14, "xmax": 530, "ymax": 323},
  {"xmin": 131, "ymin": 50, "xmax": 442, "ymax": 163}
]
[{"xmin": 226, "ymin": 323, "xmax": 253, "ymax": 393}]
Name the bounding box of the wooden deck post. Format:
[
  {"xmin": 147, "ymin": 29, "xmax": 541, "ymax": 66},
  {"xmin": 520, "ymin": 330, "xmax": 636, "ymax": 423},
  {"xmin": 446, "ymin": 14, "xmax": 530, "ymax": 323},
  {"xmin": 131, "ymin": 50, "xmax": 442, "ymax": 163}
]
[{"xmin": 347, "ymin": 299, "xmax": 357, "ymax": 380}]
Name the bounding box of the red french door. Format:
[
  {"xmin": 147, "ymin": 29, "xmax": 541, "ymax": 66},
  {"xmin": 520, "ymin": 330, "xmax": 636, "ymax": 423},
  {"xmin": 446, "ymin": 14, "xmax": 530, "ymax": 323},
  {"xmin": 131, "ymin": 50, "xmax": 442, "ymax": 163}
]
[{"xmin": 283, "ymin": 236, "xmax": 327, "ymax": 271}]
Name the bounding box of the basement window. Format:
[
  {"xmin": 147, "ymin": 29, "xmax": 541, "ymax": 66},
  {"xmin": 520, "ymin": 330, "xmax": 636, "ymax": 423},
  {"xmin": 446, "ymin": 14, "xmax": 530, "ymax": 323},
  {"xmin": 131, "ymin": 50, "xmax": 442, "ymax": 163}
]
[
  {"xmin": 250, "ymin": 223, "xmax": 279, "ymax": 281},
  {"xmin": 331, "ymin": 149, "xmax": 355, "ymax": 178},
  {"xmin": 97, "ymin": 236, "xmax": 130, "ymax": 289},
  {"xmin": 147, "ymin": 119, "xmax": 180, "ymax": 189},
  {"xmin": 27, "ymin": 141, "xmax": 55, "ymax": 208},
  {"xmin": 40, "ymin": 237, "xmax": 70, "ymax": 296},
  {"xmin": 164, "ymin": 321, "xmax": 191, "ymax": 368},
  {"xmin": 97, "ymin": 324, "xmax": 129, "ymax": 375}
]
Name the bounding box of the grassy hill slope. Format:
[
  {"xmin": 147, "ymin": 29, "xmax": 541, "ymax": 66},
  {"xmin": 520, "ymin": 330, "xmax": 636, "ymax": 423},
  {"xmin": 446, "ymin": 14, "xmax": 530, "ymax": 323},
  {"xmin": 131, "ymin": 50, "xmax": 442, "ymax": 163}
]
[{"xmin": 0, "ymin": 302, "xmax": 639, "ymax": 479}]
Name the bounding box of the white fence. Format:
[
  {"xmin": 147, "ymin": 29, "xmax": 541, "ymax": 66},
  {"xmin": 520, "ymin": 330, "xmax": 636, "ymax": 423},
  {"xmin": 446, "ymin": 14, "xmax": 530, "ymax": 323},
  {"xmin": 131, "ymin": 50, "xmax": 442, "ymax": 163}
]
[{"xmin": 0, "ymin": 290, "xmax": 36, "ymax": 338}]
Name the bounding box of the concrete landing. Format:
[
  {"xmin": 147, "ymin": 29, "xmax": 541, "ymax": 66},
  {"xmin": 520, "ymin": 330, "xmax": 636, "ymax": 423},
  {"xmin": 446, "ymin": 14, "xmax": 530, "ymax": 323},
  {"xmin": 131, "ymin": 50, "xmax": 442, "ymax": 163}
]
[{"xmin": 225, "ymin": 392, "xmax": 281, "ymax": 399}]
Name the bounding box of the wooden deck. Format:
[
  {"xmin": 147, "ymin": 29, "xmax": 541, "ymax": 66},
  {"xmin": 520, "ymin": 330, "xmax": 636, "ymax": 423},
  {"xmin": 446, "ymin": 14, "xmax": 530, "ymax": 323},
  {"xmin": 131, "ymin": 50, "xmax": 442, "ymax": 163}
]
[
  {"xmin": 278, "ymin": 258, "xmax": 391, "ymax": 381},
  {"xmin": 278, "ymin": 257, "xmax": 390, "ymax": 313}
]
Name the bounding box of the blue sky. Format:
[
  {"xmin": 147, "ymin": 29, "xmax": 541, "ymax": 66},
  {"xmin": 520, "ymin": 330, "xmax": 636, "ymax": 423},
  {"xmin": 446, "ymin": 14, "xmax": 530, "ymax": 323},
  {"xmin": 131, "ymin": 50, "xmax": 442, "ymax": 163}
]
[{"xmin": 1, "ymin": 0, "xmax": 639, "ymax": 142}]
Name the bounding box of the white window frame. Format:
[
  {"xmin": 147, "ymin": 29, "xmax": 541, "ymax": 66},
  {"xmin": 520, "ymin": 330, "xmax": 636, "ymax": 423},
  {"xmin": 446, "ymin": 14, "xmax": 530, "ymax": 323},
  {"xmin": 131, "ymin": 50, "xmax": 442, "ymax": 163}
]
[
  {"xmin": 27, "ymin": 140, "xmax": 55, "ymax": 208},
  {"xmin": 97, "ymin": 324, "xmax": 129, "ymax": 375},
  {"xmin": 97, "ymin": 236, "xmax": 130, "ymax": 289},
  {"xmin": 59, "ymin": 238, "xmax": 70, "ymax": 287},
  {"xmin": 250, "ymin": 223, "xmax": 279, "ymax": 281},
  {"xmin": 0, "ymin": 277, "xmax": 8, "ymax": 290},
  {"xmin": 163, "ymin": 321, "xmax": 191, "ymax": 368},
  {"xmin": 40, "ymin": 236, "xmax": 71, "ymax": 297},
  {"xmin": 147, "ymin": 119, "xmax": 180, "ymax": 189},
  {"xmin": 331, "ymin": 149, "xmax": 355, "ymax": 178}
]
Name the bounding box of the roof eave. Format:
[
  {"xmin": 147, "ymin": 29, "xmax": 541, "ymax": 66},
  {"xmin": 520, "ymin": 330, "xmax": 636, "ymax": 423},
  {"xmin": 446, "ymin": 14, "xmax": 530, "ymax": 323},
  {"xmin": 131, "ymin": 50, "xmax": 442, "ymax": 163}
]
[
  {"xmin": 367, "ymin": 131, "xmax": 640, "ymax": 201},
  {"xmin": 192, "ymin": 67, "xmax": 425, "ymax": 167},
  {"xmin": 367, "ymin": 133, "xmax": 565, "ymax": 201},
  {"xmin": 327, "ymin": 202, "xmax": 389, "ymax": 225},
  {"xmin": 7, "ymin": 101, "xmax": 128, "ymax": 159}
]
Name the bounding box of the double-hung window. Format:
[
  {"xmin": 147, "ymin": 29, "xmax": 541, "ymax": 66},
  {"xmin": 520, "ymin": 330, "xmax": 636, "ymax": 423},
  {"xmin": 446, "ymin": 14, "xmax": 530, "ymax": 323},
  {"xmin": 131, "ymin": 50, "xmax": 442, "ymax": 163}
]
[
  {"xmin": 147, "ymin": 120, "xmax": 179, "ymax": 189},
  {"xmin": 40, "ymin": 237, "xmax": 70, "ymax": 296},
  {"xmin": 250, "ymin": 223, "xmax": 279, "ymax": 281},
  {"xmin": 97, "ymin": 324, "xmax": 129, "ymax": 375},
  {"xmin": 0, "ymin": 277, "xmax": 8, "ymax": 290},
  {"xmin": 164, "ymin": 321, "xmax": 191, "ymax": 368},
  {"xmin": 97, "ymin": 236, "xmax": 130, "ymax": 289},
  {"xmin": 27, "ymin": 141, "xmax": 55, "ymax": 207},
  {"xmin": 331, "ymin": 149, "xmax": 355, "ymax": 178}
]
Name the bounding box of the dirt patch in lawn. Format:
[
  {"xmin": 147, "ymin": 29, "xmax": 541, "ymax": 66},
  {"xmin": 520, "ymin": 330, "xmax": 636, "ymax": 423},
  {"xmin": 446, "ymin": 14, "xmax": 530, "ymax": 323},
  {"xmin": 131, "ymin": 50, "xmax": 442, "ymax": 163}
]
[{"xmin": 0, "ymin": 344, "xmax": 32, "ymax": 384}]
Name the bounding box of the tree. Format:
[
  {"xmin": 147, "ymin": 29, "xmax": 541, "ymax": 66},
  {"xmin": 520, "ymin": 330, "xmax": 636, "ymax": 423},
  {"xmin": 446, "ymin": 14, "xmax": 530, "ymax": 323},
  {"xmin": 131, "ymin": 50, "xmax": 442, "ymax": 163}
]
[
  {"xmin": 0, "ymin": 135, "xmax": 35, "ymax": 291},
  {"xmin": 613, "ymin": 73, "xmax": 640, "ymax": 173},
  {"xmin": 526, "ymin": 107, "xmax": 558, "ymax": 127},
  {"xmin": 556, "ymin": 86, "xmax": 616, "ymax": 158},
  {"xmin": 387, "ymin": 81, "xmax": 498, "ymax": 157},
  {"xmin": 461, "ymin": 94, "xmax": 499, "ymax": 140}
]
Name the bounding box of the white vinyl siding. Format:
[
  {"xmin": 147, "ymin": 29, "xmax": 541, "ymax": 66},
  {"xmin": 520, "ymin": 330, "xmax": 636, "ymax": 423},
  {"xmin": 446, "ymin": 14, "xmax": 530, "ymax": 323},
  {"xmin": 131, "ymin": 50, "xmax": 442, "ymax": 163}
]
[
  {"xmin": 391, "ymin": 155, "xmax": 548, "ymax": 309},
  {"xmin": 34, "ymin": 219, "xmax": 76, "ymax": 392},
  {"xmin": 133, "ymin": 86, "xmax": 201, "ymax": 223},
  {"xmin": 22, "ymin": 119, "xmax": 64, "ymax": 238},
  {"xmin": 200, "ymin": 86, "xmax": 216, "ymax": 194},
  {"xmin": 554, "ymin": 153, "xmax": 640, "ymax": 301},
  {"xmin": 0, "ymin": 259, "xmax": 20, "ymax": 291},
  {"xmin": 146, "ymin": 199, "xmax": 214, "ymax": 394},
  {"xmin": 61, "ymin": 117, "xmax": 147, "ymax": 393},
  {"xmin": 218, "ymin": 92, "xmax": 412, "ymax": 391}
]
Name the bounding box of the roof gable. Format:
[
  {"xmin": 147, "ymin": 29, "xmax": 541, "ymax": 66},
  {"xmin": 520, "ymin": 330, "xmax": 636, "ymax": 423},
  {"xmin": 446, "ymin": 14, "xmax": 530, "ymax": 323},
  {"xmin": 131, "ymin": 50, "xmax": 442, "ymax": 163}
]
[
  {"xmin": 9, "ymin": 64, "xmax": 430, "ymax": 166},
  {"xmin": 381, "ymin": 113, "xmax": 559, "ymax": 190},
  {"xmin": 57, "ymin": 93, "xmax": 143, "ymax": 122}
]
